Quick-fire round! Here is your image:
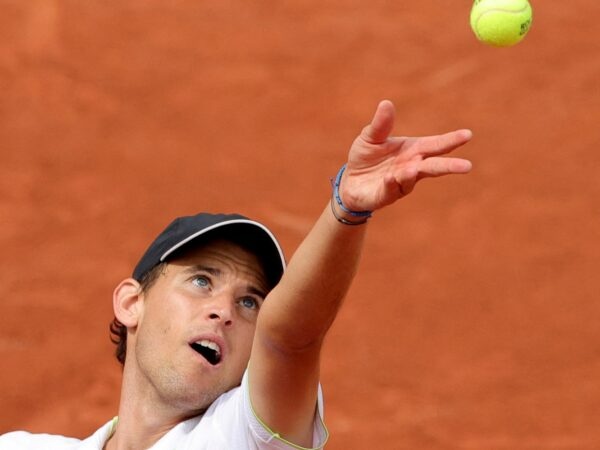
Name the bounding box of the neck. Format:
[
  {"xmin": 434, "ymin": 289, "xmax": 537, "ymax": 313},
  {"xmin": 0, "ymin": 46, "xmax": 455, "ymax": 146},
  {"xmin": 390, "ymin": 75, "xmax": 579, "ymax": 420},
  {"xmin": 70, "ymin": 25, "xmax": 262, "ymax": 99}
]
[{"xmin": 105, "ymin": 363, "xmax": 199, "ymax": 450}]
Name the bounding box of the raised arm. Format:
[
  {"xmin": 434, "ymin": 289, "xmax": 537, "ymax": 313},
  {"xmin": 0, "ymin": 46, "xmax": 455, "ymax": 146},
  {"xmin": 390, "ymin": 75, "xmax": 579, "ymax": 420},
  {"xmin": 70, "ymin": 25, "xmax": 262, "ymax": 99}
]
[{"xmin": 248, "ymin": 100, "xmax": 473, "ymax": 447}]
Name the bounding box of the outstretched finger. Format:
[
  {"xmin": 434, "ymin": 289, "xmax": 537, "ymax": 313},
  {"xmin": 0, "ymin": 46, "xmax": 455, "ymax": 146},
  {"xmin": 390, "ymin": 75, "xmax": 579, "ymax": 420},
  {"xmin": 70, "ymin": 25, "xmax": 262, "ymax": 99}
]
[
  {"xmin": 417, "ymin": 157, "xmax": 473, "ymax": 178},
  {"xmin": 409, "ymin": 129, "xmax": 473, "ymax": 157},
  {"xmin": 361, "ymin": 100, "xmax": 396, "ymax": 144}
]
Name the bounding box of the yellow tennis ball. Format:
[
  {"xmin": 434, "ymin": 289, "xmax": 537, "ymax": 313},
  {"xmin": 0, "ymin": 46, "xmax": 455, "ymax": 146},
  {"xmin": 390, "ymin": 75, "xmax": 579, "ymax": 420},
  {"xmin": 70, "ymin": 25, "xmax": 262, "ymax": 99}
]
[{"xmin": 470, "ymin": 0, "xmax": 533, "ymax": 47}]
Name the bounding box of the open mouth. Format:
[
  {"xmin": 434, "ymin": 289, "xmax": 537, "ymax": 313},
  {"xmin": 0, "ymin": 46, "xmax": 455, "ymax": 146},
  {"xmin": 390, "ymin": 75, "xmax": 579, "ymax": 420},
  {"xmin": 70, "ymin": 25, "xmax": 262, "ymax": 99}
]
[{"xmin": 190, "ymin": 339, "xmax": 222, "ymax": 366}]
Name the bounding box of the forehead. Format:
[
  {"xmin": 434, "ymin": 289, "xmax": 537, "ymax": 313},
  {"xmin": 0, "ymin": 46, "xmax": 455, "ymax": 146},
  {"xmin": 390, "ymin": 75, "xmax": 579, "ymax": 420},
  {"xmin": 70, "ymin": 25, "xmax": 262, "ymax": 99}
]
[{"xmin": 168, "ymin": 239, "xmax": 267, "ymax": 279}]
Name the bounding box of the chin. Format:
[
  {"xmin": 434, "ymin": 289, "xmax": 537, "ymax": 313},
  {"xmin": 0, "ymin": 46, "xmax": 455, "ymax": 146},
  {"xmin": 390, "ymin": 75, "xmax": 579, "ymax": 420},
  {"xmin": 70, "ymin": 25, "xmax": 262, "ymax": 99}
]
[{"xmin": 178, "ymin": 376, "xmax": 237, "ymax": 411}]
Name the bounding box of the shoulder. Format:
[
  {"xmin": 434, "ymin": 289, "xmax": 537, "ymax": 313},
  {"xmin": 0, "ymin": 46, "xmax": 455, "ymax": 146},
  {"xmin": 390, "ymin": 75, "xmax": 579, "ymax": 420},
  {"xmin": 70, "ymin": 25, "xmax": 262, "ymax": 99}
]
[
  {"xmin": 0, "ymin": 431, "xmax": 81, "ymax": 449},
  {"xmin": 185, "ymin": 372, "xmax": 328, "ymax": 449}
]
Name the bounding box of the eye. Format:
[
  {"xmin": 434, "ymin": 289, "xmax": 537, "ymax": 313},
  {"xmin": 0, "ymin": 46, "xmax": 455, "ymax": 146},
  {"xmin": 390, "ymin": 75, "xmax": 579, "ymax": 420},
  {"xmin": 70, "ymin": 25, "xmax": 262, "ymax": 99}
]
[
  {"xmin": 239, "ymin": 297, "xmax": 260, "ymax": 310},
  {"xmin": 192, "ymin": 275, "xmax": 210, "ymax": 288}
]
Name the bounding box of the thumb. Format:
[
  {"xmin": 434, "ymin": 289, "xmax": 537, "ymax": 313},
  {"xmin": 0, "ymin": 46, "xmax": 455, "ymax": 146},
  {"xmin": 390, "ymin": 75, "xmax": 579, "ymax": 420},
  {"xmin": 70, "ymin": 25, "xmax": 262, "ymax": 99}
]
[{"xmin": 362, "ymin": 100, "xmax": 395, "ymax": 144}]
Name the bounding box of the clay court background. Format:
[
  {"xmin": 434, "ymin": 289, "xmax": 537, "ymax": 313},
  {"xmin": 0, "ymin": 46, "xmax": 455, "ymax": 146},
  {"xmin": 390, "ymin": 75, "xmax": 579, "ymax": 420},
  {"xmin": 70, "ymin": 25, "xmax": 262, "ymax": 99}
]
[{"xmin": 1, "ymin": 1, "xmax": 599, "ymax": 448}]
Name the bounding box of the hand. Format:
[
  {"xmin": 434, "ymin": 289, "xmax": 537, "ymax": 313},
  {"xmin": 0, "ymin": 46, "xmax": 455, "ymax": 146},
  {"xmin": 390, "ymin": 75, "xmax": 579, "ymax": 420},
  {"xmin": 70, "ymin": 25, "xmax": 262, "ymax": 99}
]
[{"xmin": 339, "ymin": 100, "xmax": 473, "ymax": 212}]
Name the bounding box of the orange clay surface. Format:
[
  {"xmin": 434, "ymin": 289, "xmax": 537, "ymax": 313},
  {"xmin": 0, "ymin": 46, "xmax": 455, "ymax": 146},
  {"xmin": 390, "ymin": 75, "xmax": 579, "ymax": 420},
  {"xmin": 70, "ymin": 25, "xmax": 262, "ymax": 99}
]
[{"xmin": 1, "ymin": 1, "xmax": 600, "ymax": 449}]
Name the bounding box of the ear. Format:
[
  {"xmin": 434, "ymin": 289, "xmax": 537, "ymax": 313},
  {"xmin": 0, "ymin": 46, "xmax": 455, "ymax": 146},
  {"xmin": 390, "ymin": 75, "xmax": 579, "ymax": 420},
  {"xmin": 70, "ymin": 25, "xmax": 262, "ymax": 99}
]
[{"xmin": 113, "ymin": 278, "xmax": 143, "ymax": 328}]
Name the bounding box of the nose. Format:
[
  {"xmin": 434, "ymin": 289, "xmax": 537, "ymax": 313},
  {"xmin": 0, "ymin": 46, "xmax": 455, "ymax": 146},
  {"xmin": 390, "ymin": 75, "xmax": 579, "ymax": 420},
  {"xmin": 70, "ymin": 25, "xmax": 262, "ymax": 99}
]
[{"xmin": 206, "ymin": 296, "xmax": 234, "ymax": 327}]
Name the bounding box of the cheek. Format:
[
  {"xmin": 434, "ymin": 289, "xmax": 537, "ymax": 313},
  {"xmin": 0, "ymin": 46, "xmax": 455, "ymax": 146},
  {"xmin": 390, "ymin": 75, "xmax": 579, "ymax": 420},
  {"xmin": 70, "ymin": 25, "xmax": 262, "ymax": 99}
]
[
  {"xmin": 235, "ymin": 323, "xmax": 257, "ymax": 361},
  {"xmin": 138, "ymin": 298, "xmax": 181, "ymax": 342}
]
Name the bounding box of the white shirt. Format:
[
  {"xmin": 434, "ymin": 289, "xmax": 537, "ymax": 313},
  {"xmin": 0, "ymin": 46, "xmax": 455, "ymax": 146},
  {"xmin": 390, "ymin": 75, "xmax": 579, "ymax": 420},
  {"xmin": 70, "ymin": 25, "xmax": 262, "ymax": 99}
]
[{"xmin": 0, "ymin": 371, "xmax": 328, "ymax": 450}]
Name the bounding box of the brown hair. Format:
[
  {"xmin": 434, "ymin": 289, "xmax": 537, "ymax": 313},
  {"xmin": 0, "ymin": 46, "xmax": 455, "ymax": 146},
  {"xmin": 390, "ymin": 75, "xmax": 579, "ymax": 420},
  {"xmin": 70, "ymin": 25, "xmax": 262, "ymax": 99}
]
[{"xmin": 109, "ymin": 263, "xmax": 166, "ymax": 365}]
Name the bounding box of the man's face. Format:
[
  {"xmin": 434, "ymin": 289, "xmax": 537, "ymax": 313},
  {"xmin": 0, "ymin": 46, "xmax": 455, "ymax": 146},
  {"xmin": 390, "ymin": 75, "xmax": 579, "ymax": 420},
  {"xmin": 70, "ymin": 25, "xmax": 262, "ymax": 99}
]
[{"xmin": 128, "ymin": 239, "xmax": 269, "ymax": 414}]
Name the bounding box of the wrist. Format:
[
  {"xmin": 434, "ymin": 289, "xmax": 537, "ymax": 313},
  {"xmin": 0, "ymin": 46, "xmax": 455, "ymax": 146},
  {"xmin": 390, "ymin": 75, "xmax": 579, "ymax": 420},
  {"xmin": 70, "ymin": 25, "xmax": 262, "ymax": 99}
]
[
  {"xmin": 330, "ymin": 164, "xmax": 373, "ymax": 226},
  {"xmin": 329, "ymin": 196, "xmax": 369, "ymax": 225}
]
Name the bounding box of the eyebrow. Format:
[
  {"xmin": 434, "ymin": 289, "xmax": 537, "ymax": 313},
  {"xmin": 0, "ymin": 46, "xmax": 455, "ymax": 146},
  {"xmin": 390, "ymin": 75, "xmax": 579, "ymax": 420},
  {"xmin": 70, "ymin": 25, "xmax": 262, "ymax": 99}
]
[
  {"xmin": 183, "ymin": 265, "xmax": 221, "ymax": 277},
  {"xmin": 183, "ymin": 265, "xmax": 268, "ymax": 299}
]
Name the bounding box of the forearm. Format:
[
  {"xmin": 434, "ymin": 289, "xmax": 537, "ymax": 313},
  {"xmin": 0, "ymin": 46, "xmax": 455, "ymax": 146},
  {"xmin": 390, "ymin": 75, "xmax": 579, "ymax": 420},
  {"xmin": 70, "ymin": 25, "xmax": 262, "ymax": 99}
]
[
  {"xmin": 257, "ymin": 200, "xmax": 368, "ymax": 351},
  {"xmin": 248, "ymin": 101, "xmax": 472, "ymax": 443}
]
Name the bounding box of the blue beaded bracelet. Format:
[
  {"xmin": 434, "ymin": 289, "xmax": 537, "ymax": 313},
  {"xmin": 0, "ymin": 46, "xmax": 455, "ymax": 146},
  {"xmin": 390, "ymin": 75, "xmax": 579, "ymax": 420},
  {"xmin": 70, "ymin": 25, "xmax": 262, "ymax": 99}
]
[{"xmin": 332, "ymin": 164, "xmax": 373, "ymax": 220}]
